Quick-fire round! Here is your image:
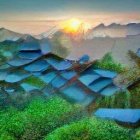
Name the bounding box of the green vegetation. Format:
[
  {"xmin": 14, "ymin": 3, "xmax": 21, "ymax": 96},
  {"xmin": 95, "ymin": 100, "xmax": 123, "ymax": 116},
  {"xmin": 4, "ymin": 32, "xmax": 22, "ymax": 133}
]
[
  {"xmin": 129, "ymin": 83, "xmax": 140, "ymax": 108},
  {"xmin": 135, "ymin": 129, "xmax": 140, "ymax": 140},
  {"xmin": 23, "ymin": 76, "xmax": 46, "ymax": 88},
  {"xmin": 45, "ymin": 118, "xmax": 132, "ymax": 140},
  {"xmin": 0, "ymin": 95, "xmax": 138, "ymax": 140},
  {"xmin": 115, "ymin": 67, "xmax": 140, "ymax": 87},
  {"xmin": 0, "ymin": 46, "xmax": 139, "ymax": 140},
  {"xmin": 96, "ymin": 85, "xmax": 140, "ymax": 109},
  {"xmin": 0, "ymin": 96, "xmax": 83, "ymax": 140},
  {"xmin": 94, "ymin": 51, "xmax": 140, "ymax": 109},
  {"xmin": 128, "ymin": 50, "xmax": 140, "ymax": 67},
  {"xmin": 94, "ymin": 53, "xmax": 125, "ymax": 73},
  {"xmin": 0, "ymin": 42, "xmax": 19, "ymax": 64},
  {"xmin": 96, "ymin": 90, "xmax": 131, "ymax": 109}
]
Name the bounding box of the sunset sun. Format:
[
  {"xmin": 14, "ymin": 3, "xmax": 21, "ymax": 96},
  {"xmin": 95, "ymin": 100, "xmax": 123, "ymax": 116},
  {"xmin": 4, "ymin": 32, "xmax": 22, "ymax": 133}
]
[
  {"xmin": 61, "ymin": 18, "xmax": 91, "ymax": 35},
  {"xmin": 61, "ymin": 18, "xmax": 82, "ymax": 33},
  {"xmin": 69, "ymin": 19, "xmax": 81, "ymax": 31}
]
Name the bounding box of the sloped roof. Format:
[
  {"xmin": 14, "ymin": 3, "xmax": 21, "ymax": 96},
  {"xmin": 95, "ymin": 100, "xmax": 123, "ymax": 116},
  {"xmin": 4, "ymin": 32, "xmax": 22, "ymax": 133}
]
[
  {"xmin": 0, "ymin": 71, "xmax": 8, "ymax": 81},
  {"xmin": 24, "ymin": 60, "xmax": 49, "ymax": 72},
  {"xmin": 8, "ymin": 58, "xmax": 34, "ymax": 67},
  {"xmin": 51, "ymin": 76, "xmax": 67, "ymax": 88},
  {"xmin": 89, "ymin": 78, "xmax": 112, "ymax": 93},
  {"xmin": 19, "ymin": 41, "xmax": 40, "ymax": 51},
  {"xmin": 5, "ymin": 71, "xmax": 31, "ymax": 83},
  {"xmin": 61, "ymin": 71, "xmax": 76, "ymax": 80},
  {"xmin": 40, "ymin": 72, "xmax": 57, "ymax": 84},
  {"xmin": 62, "ymin": 83, "xmax": 95, "ymax": 106},
  {"xmin": 94, "ymin": 108, "xmax": 140, "ymax": 124},
  {"xmin": 20, "ymin": 83, "xmax": 40, "ymax": 92},
  {"xmin": 94, "ymin": 69, "xmax": 117, "ymax": 78},
  {"xmin": 19, "ymin": 51, "xmax": 42, "ymax": 60}
]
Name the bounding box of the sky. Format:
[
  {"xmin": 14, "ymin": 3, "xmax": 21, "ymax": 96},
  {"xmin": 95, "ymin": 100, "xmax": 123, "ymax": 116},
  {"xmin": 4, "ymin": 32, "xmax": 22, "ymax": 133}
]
[{"xmin": 0, "ymin": 0, "xmax": 140, "ymax": 34}]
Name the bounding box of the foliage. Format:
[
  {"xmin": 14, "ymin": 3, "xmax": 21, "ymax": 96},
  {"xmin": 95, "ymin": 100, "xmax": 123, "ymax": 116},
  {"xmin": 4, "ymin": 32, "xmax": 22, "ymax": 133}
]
[
  {"xmin": 115, "ymin": 67, "xmax": 140, "ymax": 87},
  {"xmin": 0, "ymin": 96, "xmax": 83, "ymax": 140},
  {"xmin": 94, "ymin": 53, "xmax": 125, "ymax": 73},
  {"xmin": 23, "ymin": 76, "xmax": 46, "ymax": 88},
  {"xmin": 129, "ymin": 83, "xmax": 140, "ymax": 108},
  {"xmin": 96, "ymin": 85, "xmax": 140, "ymax": 109},
  {"xmin": 95, "ymin": 90, "xmax": 132, "ymax": 109},
  {"xmin": 0, "ymin": 132, "xmax": 15, "ymax": 140},
  {"xmin": 45, "ymin": 117, "xmax": 132, "ymax": 140},
  {"xmin": 0, "ymin": 108, "xmax": 27, "ymax": 139},
  {"xmin": 21, "ymin": 97, "xmax": 83, "ymax": 139},
  {"xmin": 128, "ymin": 50, "xmax": 140, "ymax": 67},
  {"xmin": 135, "ymin": 129, "xmax": 140, "ymax": 140},
  {"xmin": 0, "ymin": 42, "xmax": 19, "ymax": 64}
]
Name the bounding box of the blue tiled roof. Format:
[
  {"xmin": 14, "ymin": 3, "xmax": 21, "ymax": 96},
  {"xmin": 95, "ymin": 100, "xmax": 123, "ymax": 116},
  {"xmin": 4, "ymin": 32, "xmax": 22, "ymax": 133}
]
[
  {"xmin": 24, "ymin": 60, "xmax": 49, "ymax": 72},
  {"xmin": 79, "ymin": 74, "xmax": 100, "ymax": 86},
  {"xmin": 61, "ymin": 83, "xmax": 94, "ymax": 106},
  {"xmin": 46, "ymin": 58, "xmax": 72, "ymax": 70},
  {"xmin": 40, "ymin": 72, "xmax": 57, "ymax": 84},
  {"xmin": 100, "ymin": 85, "xmax": 119, "ymax": 96},
  {"xmin": 0, "ymin": 71, "xmax": 8, "ymax": 81},
  {"xmin": 94, "ymin": 69, "xmax": 117, "ymax": 78},
  {"xmin": 51, "ymin": 76, "xmax": 67, "ymax": 88},
  {"xmin": 89, "ymin": 78, "xmax": 112, "ymax": 93},
  {"xmin": 18, "ymin": 51, "xmax": 42, "ymax": 60},
  {"xmin": 94, "ymin": 108, "xmax": 140, "ymax": 124},
  {"xmin": 5, "ymin": 72, "xmax": 31, "ymax": 83},
  {"xmin": 19, "ymin": 42, "xmax": 40, "ymax": 51},
  {"xmin": 61, "ymin": 71, "xmax": 76, "ymax": 80},
  {"xmin": 8, "ymin": 58, "xmax": 33, "ymax": 67},
  {"xmin": 20, "ymin": 83, "xmax": 40, "ymax": 92}
]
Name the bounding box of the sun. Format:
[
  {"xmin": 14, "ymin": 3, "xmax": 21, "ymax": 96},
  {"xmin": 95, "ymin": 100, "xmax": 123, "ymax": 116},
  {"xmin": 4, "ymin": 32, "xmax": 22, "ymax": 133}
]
[
  {"xmin": 69, "ymin": 19, "xmax": 81, "ymax": 31},
  {"xmin": 60, "ymin": 18, "xmax": 91, "ymax": 35},
  {"xmin": 61, "ymin": 18, "xmax": 82, "ymax": 34}
]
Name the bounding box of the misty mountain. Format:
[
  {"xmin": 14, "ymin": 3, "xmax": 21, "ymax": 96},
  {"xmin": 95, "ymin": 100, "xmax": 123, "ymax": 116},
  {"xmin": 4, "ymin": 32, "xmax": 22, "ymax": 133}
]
[
  {"xmin": 67, "ymin": 34, "xmax": 140, "ymax": 66},
  {"xmin": 35, "ymin": 26, "xmax": 60, "ymax": 39},
  {"xmin": 0, "ymin": 28, "xmax": 33, "ymax": 43},
  {"xmin": 0, "ymin": 28, "xmax": 25, "ymax": 42},
  {"xmin": 86, "ymin": 23, "xmax": 140, "ymax": 39}
]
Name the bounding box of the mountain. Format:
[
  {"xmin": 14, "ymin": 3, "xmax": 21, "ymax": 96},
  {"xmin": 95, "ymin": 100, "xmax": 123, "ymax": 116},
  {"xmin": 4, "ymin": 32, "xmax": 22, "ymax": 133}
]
[
  {"xmin": 35, "ymin": 26, "xmax": 60, "ymax": 39},
  {"xmin": 0, "ymin": 28, "xmax": 25, "ymax": 42},
  {"xmin": 86, "ymin": 23, "xmax": 140, "ymax": 39},
  {"xmin": 67, "ymin": 34, "xmax": 140, "ymax": 67}
]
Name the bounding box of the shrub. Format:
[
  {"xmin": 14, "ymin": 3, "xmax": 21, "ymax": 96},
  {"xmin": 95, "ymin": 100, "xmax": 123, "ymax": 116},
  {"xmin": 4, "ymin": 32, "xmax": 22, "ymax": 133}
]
[
  {"xmin": 96, "ymin": 90, "xmax": 131, "ymax": 109},
  {"xmin": 0, "ymin": 108, "xmax": 26, "ymax": 138},
  {"xmin": 0, "ymin": 132, "xmax": 15, "ymax": 140},
  {"xmin": 21, "ymin": 96, "xmax": 84, "ymax": 139},
  {"xmin": 135, "ymin": 129, "xmax": 140, "ymax": 140},
  {"xmin": 45, "ymin": 117, "xmax": 132, "ymax": 140},
  {"xmin": 94, "ymin": 53, "xmax": 125, "ymax": 73},
  {"xmin": 129, "ymin": 83, "xmax": 140, "ymax": 108},
  {"xmin": 23, "ymin": 76, "xmax": 46, "ymax": 88}
]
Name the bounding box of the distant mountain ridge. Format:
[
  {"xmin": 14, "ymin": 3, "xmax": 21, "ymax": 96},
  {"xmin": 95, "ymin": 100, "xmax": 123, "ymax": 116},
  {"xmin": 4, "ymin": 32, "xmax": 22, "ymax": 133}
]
[
  {"xmin": 35, "ymin": 26, "xmax": 60, "ymax": 39},
  {"xmin": 0, "ymin": 28, "xmax": 23, "ymax": 42},
  {"xmin": 86, "ymin": 23, "xmax": 140, "ymax": 39},
  {"xmin": 1, "ymin": 22, "xmax": 140, "ymax": 42},
  {"xmin": 0, "ymin": 28, "xmax": 30, "ymax": 42}
]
